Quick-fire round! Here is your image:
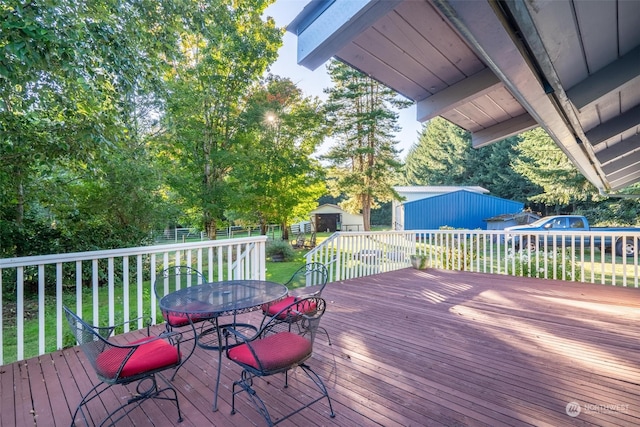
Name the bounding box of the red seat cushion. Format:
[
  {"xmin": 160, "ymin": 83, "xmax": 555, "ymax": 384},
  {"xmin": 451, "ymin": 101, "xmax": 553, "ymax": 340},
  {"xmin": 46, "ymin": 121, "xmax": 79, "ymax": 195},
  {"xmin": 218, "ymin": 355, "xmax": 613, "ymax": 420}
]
[
  {"xmin": 262, "ymin": 296, "xmax": 296, "ymax": 316},
  {"xmin": 163, "ymin": 302, "xmax": 215, "ymax": 327},
  {"xmin": 263, "ymin": 297, "xmax": 318, "ymax": 319},
  {"xmin": 227, "ymin": 332, "xmax": 312, "ymax": 371},
  {"xmin": 96, "ymin": 337, "xmax": 180, "ymax": 380}
]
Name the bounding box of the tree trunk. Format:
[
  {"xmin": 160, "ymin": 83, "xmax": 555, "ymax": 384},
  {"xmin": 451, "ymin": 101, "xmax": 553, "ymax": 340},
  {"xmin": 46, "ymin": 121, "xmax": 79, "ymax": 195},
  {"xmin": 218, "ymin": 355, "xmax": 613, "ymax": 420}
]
[
  {"xmin": 362, "ymin": 194, "xmax": 371, "ymax": 231},
  {"xmin": 204, "ymin": 212, "xmax": 217, "ymax": 240},
  {"xmin": 281, "ymin": 221, "xmax": 289, "ymax": 241}
]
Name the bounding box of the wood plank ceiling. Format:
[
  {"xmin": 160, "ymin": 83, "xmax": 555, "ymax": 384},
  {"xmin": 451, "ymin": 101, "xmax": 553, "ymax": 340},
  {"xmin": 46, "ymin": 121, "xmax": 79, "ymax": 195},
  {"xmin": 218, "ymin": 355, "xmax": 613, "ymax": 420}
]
[{"xmin": 289, "ymin": 0, "xmax": 640, "ymax": 193}]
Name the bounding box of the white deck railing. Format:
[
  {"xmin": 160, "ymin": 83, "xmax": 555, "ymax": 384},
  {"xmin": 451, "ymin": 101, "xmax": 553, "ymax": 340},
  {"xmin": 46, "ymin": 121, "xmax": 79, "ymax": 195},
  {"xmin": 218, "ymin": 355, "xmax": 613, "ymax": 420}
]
[
  {"xmin": 0, "ymin": 236, "xmax": 267, "ymax": 365},
  {"xmin": 306, "ymin": 229, "xmax": 639, "ymax": 287},
  {"xmin": 2, "ymin": 229, "xmax": 638, "ymax": 365}
]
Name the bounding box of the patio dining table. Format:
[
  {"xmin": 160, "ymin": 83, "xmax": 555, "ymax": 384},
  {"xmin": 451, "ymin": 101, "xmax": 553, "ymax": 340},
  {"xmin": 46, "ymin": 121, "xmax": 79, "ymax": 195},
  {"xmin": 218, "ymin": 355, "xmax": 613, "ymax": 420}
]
[{"xmin": 159, "ymin": 279, "xmax": 288, "ymax": 411}]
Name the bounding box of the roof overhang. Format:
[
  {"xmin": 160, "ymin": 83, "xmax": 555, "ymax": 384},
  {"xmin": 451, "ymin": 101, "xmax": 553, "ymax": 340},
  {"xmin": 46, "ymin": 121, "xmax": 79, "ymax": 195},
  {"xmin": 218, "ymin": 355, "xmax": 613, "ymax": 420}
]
[{"xmin": 288, "ymin": 0, "xmax": 640, "ymax": 193}]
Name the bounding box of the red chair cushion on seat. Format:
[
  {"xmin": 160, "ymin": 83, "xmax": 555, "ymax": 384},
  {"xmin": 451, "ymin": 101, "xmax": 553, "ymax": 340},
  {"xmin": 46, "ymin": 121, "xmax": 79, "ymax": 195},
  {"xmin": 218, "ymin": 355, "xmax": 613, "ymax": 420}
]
[
  {"xmin": 263, "ymin": 297, "xmax": 318, "ymax": 319},
  {"xmin": 263, "ymin": 296, "xmax": 296, "ymax": 317},
  {"xmin": 163, "ymin": 301, "xmax": 215, "ymax": 327},
  {"xmin": 96, "ymin": 337, "xmax": 180, "ymax": 380},
  {"xmin": 227, "ymin": 332, "xmax": 312, "ymax": 371}
]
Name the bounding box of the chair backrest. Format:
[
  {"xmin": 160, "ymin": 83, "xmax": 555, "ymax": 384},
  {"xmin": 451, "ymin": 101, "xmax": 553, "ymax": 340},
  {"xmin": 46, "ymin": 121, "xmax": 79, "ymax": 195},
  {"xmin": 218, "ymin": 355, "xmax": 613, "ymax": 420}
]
[
  {"xmin": 154, "ymin": 266, "xmax": 206, "ymax": 300},
  {"xmin": 64, "ymin": 306, "xmax": 115, "ymax": 375},
  {"xmin": 258, "ymin": 296, "xmax": 326, "ymax": 344},
  {"xmin": 284, "ymin": 263, "xmax": 328, "ymax": 296}
]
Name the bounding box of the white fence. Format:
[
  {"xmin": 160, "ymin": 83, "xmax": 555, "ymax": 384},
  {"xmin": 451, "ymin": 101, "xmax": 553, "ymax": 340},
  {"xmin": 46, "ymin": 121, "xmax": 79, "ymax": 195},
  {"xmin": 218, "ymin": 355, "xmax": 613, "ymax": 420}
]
[
  {"xmin": 0, "ymin": 236, "xmax": 267, "ymax": 365},
  {"xmin": 154, "ymin": 225, "xmax": 283, "ymax": 243},
  {"xmin": 306, "ymin": 229, "xmax": 639, "ymax": 286}
]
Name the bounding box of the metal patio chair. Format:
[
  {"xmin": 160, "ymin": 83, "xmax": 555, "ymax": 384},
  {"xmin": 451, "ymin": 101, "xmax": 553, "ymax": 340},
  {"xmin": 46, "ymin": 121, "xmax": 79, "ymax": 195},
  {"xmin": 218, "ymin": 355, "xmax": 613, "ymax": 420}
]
[
  {"xmin": 224, "ymin": 296, "xmax": 335, "ymax": 426},
  {"xmin": 262, "ymin": 262, "xmax": 331, "ymax": 344},
  {"xmin": 63, "ymin": 306, "xmax": 183, "ymax": 426},
  {"xmin": 154, "ymin": 265, "xmax": 215, "ymax": 379}
]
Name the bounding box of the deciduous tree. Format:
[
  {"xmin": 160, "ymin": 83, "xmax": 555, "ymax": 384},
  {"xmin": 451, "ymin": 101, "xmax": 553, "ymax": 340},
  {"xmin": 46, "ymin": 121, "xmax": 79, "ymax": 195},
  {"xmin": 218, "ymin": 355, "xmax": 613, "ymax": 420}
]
[
  {"xmin": 157, "ymin": 0, "xmax": 281, "ymax": 238},
  {"xmin": 228, "ymin": 76, "xmax": 326, "ymax": 240}
]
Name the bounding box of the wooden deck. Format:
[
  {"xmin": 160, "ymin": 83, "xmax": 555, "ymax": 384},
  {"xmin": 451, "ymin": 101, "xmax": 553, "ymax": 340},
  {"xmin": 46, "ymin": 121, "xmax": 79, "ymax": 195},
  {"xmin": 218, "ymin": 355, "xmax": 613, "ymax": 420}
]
[{"xmin": 3, "ymin": 269, "xmax": 640, "ymax": 426}]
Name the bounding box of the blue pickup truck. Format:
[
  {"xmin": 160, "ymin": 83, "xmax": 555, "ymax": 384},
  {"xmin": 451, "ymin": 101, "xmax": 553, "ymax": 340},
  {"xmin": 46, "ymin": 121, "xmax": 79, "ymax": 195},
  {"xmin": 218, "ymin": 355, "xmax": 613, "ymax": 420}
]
[{"xmin": 505, "ymin": 215, "xmax": 640, "ymax": 257}]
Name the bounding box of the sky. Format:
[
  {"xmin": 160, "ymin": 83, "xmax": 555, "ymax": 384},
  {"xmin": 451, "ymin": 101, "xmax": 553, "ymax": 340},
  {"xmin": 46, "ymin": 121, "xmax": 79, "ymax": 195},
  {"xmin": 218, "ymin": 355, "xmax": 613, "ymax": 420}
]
[{"xmin": 263, "ymin": 0, "xmax": 423, "ymax": 160}]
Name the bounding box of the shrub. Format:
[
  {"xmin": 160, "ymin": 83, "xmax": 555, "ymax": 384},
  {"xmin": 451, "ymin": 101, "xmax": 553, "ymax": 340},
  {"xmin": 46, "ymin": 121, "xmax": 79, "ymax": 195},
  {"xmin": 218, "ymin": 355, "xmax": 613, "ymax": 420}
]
[
  {"xmin": 506, "ymin": 249, "xmax": 582, "ymax": 281},
  {"xmin": 265, "ymin": 239, "xmax": 296, "ymax": 262}
]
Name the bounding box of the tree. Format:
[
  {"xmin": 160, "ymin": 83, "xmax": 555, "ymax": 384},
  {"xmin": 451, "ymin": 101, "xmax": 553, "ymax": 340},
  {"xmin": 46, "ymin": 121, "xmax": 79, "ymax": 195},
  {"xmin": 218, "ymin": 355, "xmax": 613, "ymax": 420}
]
[
  {"xmin": 404, "ymin": 118, "xmax": 540, "ymax": 205},
  {"xmin": 228, "ymin": 76, "xmax": 326, "ymax": 240},
  {"xmin": 0, "ymin": 0, "xmax": 175, "ymax": 256},
  {"xmin": 157, "ymin": 0, "xmax": 282, "ymax": 239},
  {"xmin": 323, "ymin": 60, "xmax": 408, "ymax": 231},
  {"xmin": 404, "ymin": 119, "xmax": 469, "ymax": 185},
  {"xmin": 513, "ymin": 128, "xmax": 596, "ymax": 213}
]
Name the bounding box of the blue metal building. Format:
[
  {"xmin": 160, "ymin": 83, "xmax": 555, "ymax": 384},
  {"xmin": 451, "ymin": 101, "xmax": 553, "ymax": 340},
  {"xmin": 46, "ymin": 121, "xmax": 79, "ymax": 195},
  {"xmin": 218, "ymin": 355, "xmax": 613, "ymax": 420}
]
[{"xmin": 403, "ymin": 190, "xmax": 524, "ymax": 230}]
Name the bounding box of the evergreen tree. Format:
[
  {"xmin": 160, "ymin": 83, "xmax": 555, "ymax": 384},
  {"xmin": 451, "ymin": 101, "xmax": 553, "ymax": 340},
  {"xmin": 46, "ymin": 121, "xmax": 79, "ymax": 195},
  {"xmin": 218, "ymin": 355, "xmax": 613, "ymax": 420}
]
[
  {"xmin": 404, "ymin": 118, "xmax": 538, "ymax": 204},
  {"xmin": 323, "ymin": 60, "xmax": 409, "ymax": 230},
  {"xmin": 513, "ymin": 128, "xmax": 596, "ymax": 213}
]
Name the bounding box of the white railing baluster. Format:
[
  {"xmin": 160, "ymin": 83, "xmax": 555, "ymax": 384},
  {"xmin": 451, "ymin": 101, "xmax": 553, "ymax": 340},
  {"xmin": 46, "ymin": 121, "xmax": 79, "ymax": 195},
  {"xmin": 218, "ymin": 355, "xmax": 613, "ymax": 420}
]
[
  {"xmin": 92, "ymin": 259, "xmax": 99, "ymax": 325},
  {"xmin": 17, "ymin": 267, "xmax": 24, "ymax": 361},
  {"xmin": 56, "ymin": 263, "xmax": 63, "ymax": 350},
  {"xmin": 137, "ymin": 255, "xmax": 144, "ymax": 330},
  {"xmin": 0, "ymin": 269, "xmax": 3, "ymax": 366},
  {"xmin": 108, "ymin": 257, "xmax": 115, "ymax": 327},
  {"xmin": 123, "ymin": 257, "xmax": 130, "ymax": 332},
  {"xmin": 38, "ymin": 265, "xmax": 45, "ymax": 355}
]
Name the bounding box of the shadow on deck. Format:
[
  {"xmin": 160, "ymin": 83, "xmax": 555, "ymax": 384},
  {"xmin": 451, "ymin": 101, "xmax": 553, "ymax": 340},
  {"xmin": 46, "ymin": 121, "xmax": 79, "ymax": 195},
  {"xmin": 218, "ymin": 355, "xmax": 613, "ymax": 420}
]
[{"xmin": 2, "ymin": 269, "xmax": 640, "ymax": 426}]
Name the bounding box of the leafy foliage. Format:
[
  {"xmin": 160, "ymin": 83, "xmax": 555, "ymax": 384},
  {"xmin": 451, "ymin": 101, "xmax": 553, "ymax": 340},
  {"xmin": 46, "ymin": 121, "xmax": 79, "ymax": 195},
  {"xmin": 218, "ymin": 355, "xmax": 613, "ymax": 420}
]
[
  {"xmin": 228, "ymin": 76, "xmax": 326, "ymax": 239},
  {"xmin": 265, "ymin": 238, "xmax": 296, "ymax": 262},
  {"xmin": 1, "ymin": 0, "xmax": 175, "ymax": 256},
  {"xmin": 155, "ymin": 0, "xmax": 282, "ymax": 239}
]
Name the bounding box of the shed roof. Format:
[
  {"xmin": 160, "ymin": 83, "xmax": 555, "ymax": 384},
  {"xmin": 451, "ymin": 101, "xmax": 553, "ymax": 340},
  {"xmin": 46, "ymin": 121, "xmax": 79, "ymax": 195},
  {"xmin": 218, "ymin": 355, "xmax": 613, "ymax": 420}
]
[
  {"xmin": 309, "ymin": 203, "xmax": 362, "ymax": 216},
  {"xmin": 394, "ymin": 186, "xmax": 489, "ymax": 195}
]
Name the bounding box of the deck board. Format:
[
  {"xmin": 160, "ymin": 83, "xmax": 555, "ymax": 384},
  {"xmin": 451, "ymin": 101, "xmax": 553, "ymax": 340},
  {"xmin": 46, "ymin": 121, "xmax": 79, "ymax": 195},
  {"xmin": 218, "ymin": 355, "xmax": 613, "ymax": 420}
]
[{"xmin": 2, "ymin": 269, "xmax": 640, "ymax": 426}]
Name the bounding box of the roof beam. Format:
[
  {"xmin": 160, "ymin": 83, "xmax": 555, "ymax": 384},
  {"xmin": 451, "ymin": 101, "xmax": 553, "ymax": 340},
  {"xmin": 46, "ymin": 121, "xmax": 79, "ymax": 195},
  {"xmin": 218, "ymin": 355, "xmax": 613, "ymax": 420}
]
[
  {"xmin": 290, "ymin": 0, "xmax": 401, "ymax": 70},
  {"xmin": 601, "ymin": 150, "xmax": 640, "ymax": 175},
  {"xmin": 416, "ymin": 68, "xmax": 502, "ymax": 122},
  {"xmin": 585, "ymin": 104, "xmax": 640, "ymax": 146},
  {"xmin": 595, "ymin": 133, "xmax": 640, "ymax": 164},
  {"xmin": 472, "ymin": 113, "xmax": 538, "ymax": 148},
  {"xmin": 432, "ymin": 0, "xmax": 606, "ymax": 190},
  {"xmin": 607, "ymin": 168, "xmax": 640, "ymax": 190},
  {"xmin": 566, "ymin": 45, "xmax": 640, "ymax": 111}
]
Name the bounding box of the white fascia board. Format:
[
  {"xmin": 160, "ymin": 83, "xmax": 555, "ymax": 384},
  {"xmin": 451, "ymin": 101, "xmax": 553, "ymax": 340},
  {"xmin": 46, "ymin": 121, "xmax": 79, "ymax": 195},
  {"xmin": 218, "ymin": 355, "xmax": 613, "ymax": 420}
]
[{"xmin": 292, "ymin": 0, "xmax": 401, "ymax": 70}]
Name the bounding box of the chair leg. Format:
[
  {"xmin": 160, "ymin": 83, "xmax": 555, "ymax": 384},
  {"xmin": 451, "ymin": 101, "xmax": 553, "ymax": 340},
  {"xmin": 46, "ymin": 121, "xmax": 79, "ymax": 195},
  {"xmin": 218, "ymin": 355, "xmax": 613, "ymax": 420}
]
[
  {"xmin": 232, "ymin": 371, "xmax": 275, "ymax": 426},
  {"xmin": 318, "ymin": 326, "xmax": 332, "ymax": 345},
  {"xmin": 299, "ymin": 363, "xmax": 335, "ymax": 419},
  {"xmin": 72, "ymin": 374, "xmax": 183, "ymax": 427},
  {"xmin": 169, "ymin": 336, "xmax": 197, "ymax": 381},
  {"xmin": 71, "ymin": 381, "xmax": 110, "ymax": 427},
  {"xmin": 231, "ymin": 365, "xmax": 335, "ymax": 426},
  {"xmin": 162, "ymin": 322, "xmax": 198, "ymax": 381}
]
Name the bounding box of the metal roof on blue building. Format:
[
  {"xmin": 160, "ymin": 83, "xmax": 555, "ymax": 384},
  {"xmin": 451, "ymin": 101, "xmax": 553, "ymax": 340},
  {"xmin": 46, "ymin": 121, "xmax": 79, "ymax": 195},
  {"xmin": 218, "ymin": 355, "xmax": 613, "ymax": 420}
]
[{"xmin": 403, "ymin": 190, "xmax": 524, "ymax": 230}]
